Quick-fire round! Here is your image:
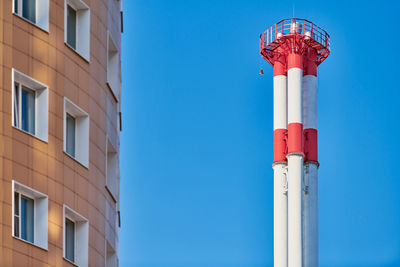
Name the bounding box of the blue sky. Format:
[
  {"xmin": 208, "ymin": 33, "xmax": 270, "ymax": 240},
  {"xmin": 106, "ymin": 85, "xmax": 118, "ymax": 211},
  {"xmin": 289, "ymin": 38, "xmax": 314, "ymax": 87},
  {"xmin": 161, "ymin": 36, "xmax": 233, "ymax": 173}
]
[{"xmin": 119, "ymin": 1, "xmax": 400, "ymax": 266}]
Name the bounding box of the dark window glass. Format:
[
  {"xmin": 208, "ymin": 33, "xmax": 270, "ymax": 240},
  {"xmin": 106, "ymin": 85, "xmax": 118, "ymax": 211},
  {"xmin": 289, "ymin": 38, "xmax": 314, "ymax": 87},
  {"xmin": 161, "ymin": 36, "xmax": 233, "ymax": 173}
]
[
  {"xmin": 21, "ymin": 86, "xmax": 35, "ymax": 135},
  {"xmin": 20, "ymin": 195, "xmax": 34, "ymax": 243},
  {"xmin": 65, "ymin": 218, "xmax": 75, "ymax": 262},
  {"xmin": 14, "ymin": 192, "xmax": 20, "ymax": 238},
  {"xmin": 22, "ymin": 0, "xmax": 36, "ymax": 23},
  {"xmin": 14, "ymin": 0, "xmax": 18, "ymax": 13},
  {"xmin": 67, "ymin": 5, "xmax": 77, "ymax": 49},
  {"xmin": 14, "ymin": 82, "xmax": 19, "ymax": 128},
  {"xmin": 66, "ymin": 113, "xmax": 76, "ymax": 157},
  {"xmin": 14, "ymin": 192, "xmax": 19, "ymax": 215}
]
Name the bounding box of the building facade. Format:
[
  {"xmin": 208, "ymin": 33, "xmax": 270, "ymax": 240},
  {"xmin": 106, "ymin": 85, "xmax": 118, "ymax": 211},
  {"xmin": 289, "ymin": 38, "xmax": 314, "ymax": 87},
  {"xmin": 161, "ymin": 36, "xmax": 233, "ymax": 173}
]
[{"xmin": 0, "ymin": 0, "xmax": 123, "ymax": 266}]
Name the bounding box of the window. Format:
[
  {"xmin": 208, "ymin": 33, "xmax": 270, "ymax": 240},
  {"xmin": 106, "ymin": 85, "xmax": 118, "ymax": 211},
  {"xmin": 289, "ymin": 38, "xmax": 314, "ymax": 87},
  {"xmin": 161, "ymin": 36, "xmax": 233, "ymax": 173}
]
[
  {"xmin": 106, "ymin": 241, "xmax": 117, "ymax": 267},
  {"xmin": 12, "ymin": 69, "xmax": 49, "ymax": 142},
  {"xmin": 63, "ymin": 205, "xmax": 89, "ymax": 267},
  {"xmin": 65, "ymin": 218, "xmax": 75, "ymax": 262},
  {"xmin": 107, "ymin": 32, "xmax": 120, "ymax": 100},
  {"xmin": 14, "ymin": 193, "xmax": 34, "ymax": 243},
  {"xmin": 66, "ymin": 4, "xmax": 77, "ymax": 49},
  {"xmin": 14, "ymin": 84, "xmax": 35, "ymax": 135},
  {"xmin": 13, "ymin": 0, "xmax": 49, "ymax": 31},
  {"xmin": 18, "ymin": 0, "xmax": 35, "ymax": 23},
  {"xmin": 106, "ymin": 139, "xmax": 118, "ymax": 201},
  {"xmin": 64, "ymin": 0, "xmax": 90, "ymax": 61},
  {"xmin": 64, "ymin": 98, "xmax": 89, "ymax": 167},
  {"xmin": 66, "ymin": 113, "xmax": 76, "ymax": 157},
  {"xmin": 12, "ymin": 181, "xmax": 48, "ymax": 250}
]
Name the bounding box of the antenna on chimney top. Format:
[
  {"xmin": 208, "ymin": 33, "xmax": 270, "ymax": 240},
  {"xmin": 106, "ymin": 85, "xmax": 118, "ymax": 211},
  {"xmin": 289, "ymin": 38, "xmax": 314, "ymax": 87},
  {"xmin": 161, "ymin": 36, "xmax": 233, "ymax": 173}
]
[{"xmin": 293, "ymin": 3, "xmax": 295, "ymax": 18}]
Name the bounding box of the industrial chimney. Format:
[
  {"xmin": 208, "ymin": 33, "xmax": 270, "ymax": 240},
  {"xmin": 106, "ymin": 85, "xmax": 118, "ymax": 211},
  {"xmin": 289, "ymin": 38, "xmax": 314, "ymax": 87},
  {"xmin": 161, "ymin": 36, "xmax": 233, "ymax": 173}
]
[{"xmin": 260, "ymin": 18, "xmax": 330, "ymax": 267}]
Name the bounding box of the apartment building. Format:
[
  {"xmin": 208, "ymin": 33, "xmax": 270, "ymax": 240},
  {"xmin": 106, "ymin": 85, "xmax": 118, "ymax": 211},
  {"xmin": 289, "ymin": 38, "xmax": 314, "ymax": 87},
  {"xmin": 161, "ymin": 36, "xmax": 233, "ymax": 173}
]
[{"xmin": 0, "ymin": 0, "xmax": 123, "ymax": 266}]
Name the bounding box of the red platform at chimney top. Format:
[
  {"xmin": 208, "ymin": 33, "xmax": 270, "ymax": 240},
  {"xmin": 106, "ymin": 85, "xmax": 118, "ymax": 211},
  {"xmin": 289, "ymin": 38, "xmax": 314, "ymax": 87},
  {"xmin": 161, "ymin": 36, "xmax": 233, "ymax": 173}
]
[{"xmin": 260, "ymin": 18, "xmax": 330, "ymax": 67}]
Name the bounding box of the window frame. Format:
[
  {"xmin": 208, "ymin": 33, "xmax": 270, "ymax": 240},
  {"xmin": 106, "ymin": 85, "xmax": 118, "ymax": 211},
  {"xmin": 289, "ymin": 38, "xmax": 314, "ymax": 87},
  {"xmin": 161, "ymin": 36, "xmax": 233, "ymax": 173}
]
[
  {"xmin": 64, "ymin": 0, "xmax": 90, "ymax": 61},
  {"xmin": 63, "ymin": 97, "xmax": 90, "ymax": 168},
  {"xmin": 14, "ymin": 191, "xmax": 35, "ymax": 243},
  {"xmin": 105, "ymin": 240, "xmax": 118, "ymax": 267},
  {"xmin": 65, "ymin": 112, "xmax": 77, "ymax": 158},
  {"xmin": 15, "ymin": 0, "xmax": 36, "ymax": 24},
  {"xmin": 12, "ymin": 180, "xmax": 48, "ymax": 250},
  {"xmin": 12, "ymin": 0, "xmax": 50, "ymax": 32},
  {"xmin": 14, "ymin": 82, "xmax": 37, "ymax": 136},
  {"xmin": 64, "ymin": 215, "xmax": 77, "ymax": 264},
  {"xmin": 66, "ymin": 3, "xmax": 77, "ymax": 49},
  {"xmin": 12, "ymin": 69, "xmax": 49, "ymax": 142},
  {"xmin": 106, "ymin": 138, "xmax": 119, "ymax": 202},
  {"xmin": 63, "ymin": 205, "xmax": 89, "ymax": 267},
  {"xmin": 107, "ymin": 31, "xmax": 121, "ymax": 101}
]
